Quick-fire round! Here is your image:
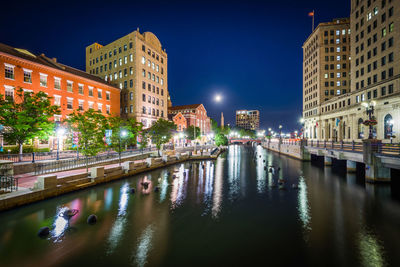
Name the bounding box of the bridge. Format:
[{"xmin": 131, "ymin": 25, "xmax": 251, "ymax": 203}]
[
  {"xmin": 229, "ymin": 138, "xmax": 262, "ymax": 145},
  {"xmin": 261, "ymin": 139, "xmax": 400, "ymax": 183}
]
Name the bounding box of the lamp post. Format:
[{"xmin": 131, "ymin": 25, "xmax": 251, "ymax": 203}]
[
  {"xmin": 362, "ymin": 101, "xmax": 376, "ymax": 139},
  {"xmin": 119, "ymin": 129, "xmax": 127, "ymax": 166},
  {"xmin": 389, "ymin": 119, "xmax": 394, "ymax": 144},
  {"xmin": 56, "ymin": 128, "xmax": 65, "ymax": 160},
  {"xmin": 279, "ymin": 125, "xmax": 283, "ymax": 141},
  {"xmin": 299, "ymin": 118, "xmax": 305, "ymax": 139}
]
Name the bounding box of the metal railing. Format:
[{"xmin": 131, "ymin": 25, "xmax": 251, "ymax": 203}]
[
  {"xmin": 34, "ymin": 147, "xmax": 156, "ymax": 175},
  {"xmin": 0, "ymin": 176, "xmax": 18, "ymax": 192},
  {"xmin": 306, "ymin": 140, "xmax": 400, "ymax": 156}
]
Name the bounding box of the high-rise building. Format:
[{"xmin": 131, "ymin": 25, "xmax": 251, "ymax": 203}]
[
  {"xmin": 302, "ymin": 18, "xmax": 351, "ymax": 122},
  {"xmin": 85, "ymin": 29, "xmax": 168, "ymax": 128},
  {"xmin": 302, "ymin": 0, "xmax": 400, "ymax": 143},
  {"xmin": 235, "ymin": 110, "xmax": 259, "ymax": 130}
]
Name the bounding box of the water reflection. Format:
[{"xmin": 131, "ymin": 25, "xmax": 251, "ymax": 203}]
[
  {"xmin": 0, "ymin": 145, "xmax": 399, "ymax": 267},
  {"xmin": 132, "ymin": 224, "xmax": 155, "ymax": 267},
  {"xmin": 298, "ymin": 175, "xmax": 311, "ymax": 232},
  {"xmin": 212, "ymin": 158, "xmax": 224, "ymax": 219},
  {"xmin": 228, "ymin": 145, "xmax": 241, "ymax": 201},
  {"xmin": 107, "ymin": 183, "xmax": 130, "ymax": 254},
  {"xmin": 358, "ymin": 228, "xmax": 386, "ymax": 267}
]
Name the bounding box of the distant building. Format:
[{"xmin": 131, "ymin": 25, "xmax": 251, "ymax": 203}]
[
  {"xmin": 168, "ymin": 112, "xmax": 187, "ymax": 132},
  {"xmin": 236, "ymin": 110, "xmax": 259, "ymax": 130},
  {"xmin": 168, "ymin": 104, "xmax": 211, "ymax": 134},
  {"xmin": 85, "ymin": 29, "xmax": 168, "ymax": 128}
]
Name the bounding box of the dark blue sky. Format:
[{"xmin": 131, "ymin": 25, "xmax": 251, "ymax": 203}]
[{"xmin": 0, "ymin": 0, "xmax": 349, "ymax": 132}]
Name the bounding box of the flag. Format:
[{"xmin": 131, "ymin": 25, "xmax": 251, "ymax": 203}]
[
  {"xmin": 335, "ymin": 118, "xmax": 340, "ymax": 127},
  {"xmin": 316, "ymin": 122, "xmax": 319, "ymax": 127},
  {"xmin": 308, "ymin": 11, "xmax": 314, "ymax": 17}
]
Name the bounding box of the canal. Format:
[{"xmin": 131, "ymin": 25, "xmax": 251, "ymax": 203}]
[{"xmin": 1, "ymin": 145, "xmax": 400, "ymax": 266}]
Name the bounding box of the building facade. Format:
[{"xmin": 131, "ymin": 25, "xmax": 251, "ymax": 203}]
[
  {"xmin": 303, "ymin": 18, "xmax": 351, "ymax": 120},
  {"xmin": 168, "ymin": 104, "xmax": 211, "ymax": 134},
  {"xmin": 168, "ymin": 112, "xmax": 187, "ymax": 132},
  {"xmin": 303, "ymin": 0, "xmax": 400, "ymax": 143},
  {"xmin": 0, "ymin": 43, "xmax": 120, "ymax": 120},
  {"xmin": 235, "ymin": 110, "xmax": 260, "ymax": 130},
  {"xmin": 0, "ymin": 42, "xmax": 120, "ymax": 149},
  {"xmin": 86, "ymin": 29, "xmax": 168, "ymax": 128}
]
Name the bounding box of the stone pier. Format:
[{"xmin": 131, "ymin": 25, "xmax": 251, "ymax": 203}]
[{"xmin": 346, "ymin": 160, "xmax": 357, "ymax": 173}]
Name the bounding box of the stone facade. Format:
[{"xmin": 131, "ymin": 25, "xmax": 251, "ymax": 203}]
[
  {"xmin": 304, "ymin": 0, "xmax": 400, "ymax": 143},
  {"xmin": 86, "ymin": 29, "xmax": 168, "ymax": 128}
]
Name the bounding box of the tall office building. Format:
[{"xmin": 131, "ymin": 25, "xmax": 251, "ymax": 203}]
[
  {"xmin": 303, "ymin": 18, "xmax": 351, "ymax": 122},
  {"xmin": 302, "ymin": 0, "xmax": 400, "ymax": 143},
  {"xmin": 86, "ymin": 29, "xmax": 168, "ymax": 128},
  {"xmin": 236, "ymin": 110, "xmax": 259, "ymax": 130}
]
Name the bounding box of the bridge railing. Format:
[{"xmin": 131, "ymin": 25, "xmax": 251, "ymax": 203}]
[{"xmin": 306, "ymin": 140, "xmax": 400, "ymax": 156}]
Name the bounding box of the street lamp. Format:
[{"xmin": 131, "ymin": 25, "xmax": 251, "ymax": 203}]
[
  {"xmin": 361, "ymin": 101, "xmax": 376, "ymax": 139},
  {"xmin": 56, "ymin": 128, "xmax": 65, "ymax": 160},
  {"xmin": 389, "ymin": 119, "xmax": 395, "ymax": 144},
  {"xmin": 119, "ymin": 129, "xmax": 127, "ymax": 165},
  {"xmin": 279, "ymin": 125, "xmax": 283, "ymax": 140}
]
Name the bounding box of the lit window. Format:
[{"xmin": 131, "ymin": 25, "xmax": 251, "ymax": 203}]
[
  {"xmin": 161, "ymin": 78, "xmax": 164, "ymax": 85},
  {"xmin": 336, "ymin": 64, "xmax": 341, "ymax": 69},
  {"xmin": 106, "ymin": 105, "xmax": 110, "ymax": 114},
  {"xmin": 78, "ymin": 100, "xmax": 84, "ymax": 110},
  {"xmin": 40, "ymin": 73, "xmax": 48, "ymax": 87},
  {"xmin": 4, "ymin": 64, "xmax": 15, "ymax": 79},
  {"xmin": 147, "ymin": 60, "xmax": 151, "ymax": 67},
  {"xmin": 88, "ymin": 101, "xmax": 94, "ymax": 109},
  {"xmin": 336, "ymin": 30, "xmax": 340, "ymax": 35},
  {"xmin": 54, "ymin": 95, "xmax": 61, "ymax": 106},
  {"xmin": 141, "ymin": 56, "xmax": 145, "ymax": 64},
  {"xmin": 342, "ymin": 29, "xmax": 346, "ymax": 35},
  {"xmin": 106, "ymin": 91, "xmax": 110, "ymax": 100},
  {"xmin": 67, "ymin": 97, "xmax": 73, "ymax": 109},
  {"xmin": 130, "ymin": 54, "xmax": 133, "ymax": 62},
  {"xmin": 324, "ymin": 74, "xmax": 328, "ymax": 79},
  {"xmin": 98, "ymin": 89, "xmax": 102, "ymax": 99},
  {"xmin": 336, "ymin": 47, "xmax": 341, "ymax": 52},
  {"xmin": 4, "ymin": 85, "xmax": 14, "ymax": 100},
  {"xmin": 67, "ymin": 81, "xmax": 73, "ymax": 92},
  {"xmin": 124, "ymin": 56, "xmax": 127, "ymax": 64},
  {"xmin": 336, "ymin": 81, "xmax": 341, "ymax": 86},
  {"xmin": 54, "ymin": 77, "xmax": 61, "ymax": 89},
  {"xmin": 78, "ymin": 84, "xmax": 84, "ymax": 94},
  {"xmin": 336, "ymin": 39, "xmax": 340, "ymax": 44},
  {"xmin": 337, "ymin": 73, "xmax": 341, "ymax": 78},
  {"xmin": 23, "ymin": 69, "xmax": 32, "ymax": 83},
  {"xmin": 98, "ymin": 103, "xmax": 103, "ymax": 112},
  {"xmin": 337, "ymin": 90, "xmax": 341, "ymax": 95}
]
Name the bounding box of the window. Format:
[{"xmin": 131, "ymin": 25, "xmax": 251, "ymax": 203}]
[
  {"xmin": 88, "ymin": 101, "xmax": 94, "ymax": 109},
  {"xmin": 98, "ymin": 103, "xmax": 103, "ymax": 112},
  {"xmin": 389, "ymin": 22, "xmax": 394, "ymax": 32},
  {"xmin": 130, "ymin": 105, "xmax": 133, "ymax": 113},
  {"xmin": 77, "ymin": 84, "xmax": 83, "ymax": 94},
  {"xmin": 54, "ymin": 95, "xmax": 61, "ymax": 106},
  {"xmin": 142, "ymin": 82, "xmax": 146, "ymax": 89},
  {"xmin": 23, "ymin": 69, "xmax": 32, "ymax": 83},
  {"xmin": 89, "ymin": 86, "xmax": 94, "ymax": 97},
  {"xmin": 358, "ymin": 118, "xmax": 364, "ymax": 139},
  {"xmin": 4, "ymin": 85, "xmax": 14, "ymax": 100},
  {"xmin": 142, "ymin": 56, "xmax": 146, "ymax": 64},
  {"xmin": 119, "ymin": 58, "xmax": 122, "ymax": 66},
  {"xmin": 4, "ymin": 64, "xmax": 14, "ymax": 79},
  {"xmin": 54, "ymin": 77, "xmax": 61, "ymax": 89},
  {"xmin": 142, "ymin": 106, "xmax": 146, "ymax": 114},
  {"xmin": 106, "ymin": 105, "xmax": 110, "ymax": 114},
  {"xmin": 40, "ymin": 73, "xmax": 47, "ymax": 87},
  {"xmin": 97, "ymin": 89, "xmax": 102, "ymax": 99},
  {"xmin": 142, "ymin": 94, "xmax": 146, "ymax": 101},
  {"xmin": 384, "ymin": 114, "xmax": 393, "ymax": 139},
  {"xmin": 67, "ymin": 98, "xmax": 73, "ymax": 109},
  {"xmin": 130, "ymin": 54, "xmax": 133, "ymax": 62},
  {"xmin": 67, "ymin": 81, "xmax": 73, "ymax": 92},
  {"xmin": 124, "ymin": 56, "xmax": 127, "ymax": 64},
  {"xmin": 78, "ymin": 100, "xmax": 84, "ymax": 111}
]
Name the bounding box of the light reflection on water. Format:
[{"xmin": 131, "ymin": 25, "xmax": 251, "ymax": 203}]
[{"xmin": 0, "ymin": 145, "xmax": 399, "ymax": 267}]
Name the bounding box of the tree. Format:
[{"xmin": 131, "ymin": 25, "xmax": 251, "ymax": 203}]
[
  {"xmin": 66, "ymin": 109, "xmax": 108, "ymax": 171},
  {"xmin": 107, "ymin": 116, "xmax": 143, "ymax": 155},
  {"xmin": 215, "ymin": 133, "xmax": 228, "ymax": 146},
  {"xmin": 148, "ymin": 119, "xmax": 177, "ymax": 156},
  {"xmin": 138, "ymin": 129, "xmax": 150, "ymax": 153},
  {"xmin": 185, "ymin": 125, "xmax": 201, "ymax": 140},
  {"xmin": 0, "ymin": 88, "xmax": 60, "ymax": 160}
]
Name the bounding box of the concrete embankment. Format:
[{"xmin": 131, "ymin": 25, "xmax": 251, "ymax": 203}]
[{"xmin": 0, "ymin": 148, "xmax": 226, "ymax": 212}]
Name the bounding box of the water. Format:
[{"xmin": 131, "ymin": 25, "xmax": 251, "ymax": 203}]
[{"xmin": 1, "ymin": 145, "xmax": 400, "ymax": 267}]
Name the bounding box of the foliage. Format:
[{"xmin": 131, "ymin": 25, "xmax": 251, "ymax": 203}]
[
  {"xmin": 66, "ymin": 109, "xmax": 108, "ymax": 157},
  {"xmin": 148, "ymin": 119, "xmax": 177, "ymax": 155},
  {"xmin": 185, "ymin": 125, "xmax": 201, "ymax": 140},
  {"xmin": 138, "ymin": 130, "xmax": 150, "ymax": 151},
  {"xmin": 107, "ymin": 117, "xmax": 143, "ymax": 152},
  {"xmin": 215, "ymin": 133, "xmax": 228, "ymax": 146},
  {"xmin": 0, "ymin": 88, "xmax": 60, "ymax": 156}
]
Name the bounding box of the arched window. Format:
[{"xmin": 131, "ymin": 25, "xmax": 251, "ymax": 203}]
[
  {"xmin": 384, "ymin": 114, "xmax": 393, "ymax": 139},
  {"xmin": 358, "ymin": 118, "xmax": 364, "ymax": 139}
]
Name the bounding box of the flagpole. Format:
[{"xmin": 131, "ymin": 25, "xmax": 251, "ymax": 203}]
[{"xmin": 312, "ymin": 10, "xmax": 315, "ymax": 32}]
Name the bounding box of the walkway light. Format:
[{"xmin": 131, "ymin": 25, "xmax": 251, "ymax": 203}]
[{"xmin": 56, "ymin": 128, "xmax": 65, "ymax": 160}]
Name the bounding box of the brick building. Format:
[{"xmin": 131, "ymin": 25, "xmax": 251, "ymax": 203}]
[
  {"xmin": 168, "ymin": 112, "xmax": 187, "ymax": 132},
  {"xmin": 0, "ymin": 42, "xmax": 120, "ymax": 148},
  {"xmin": 168, "ymin": 104, "xmax": 211, "ymax": 134}
]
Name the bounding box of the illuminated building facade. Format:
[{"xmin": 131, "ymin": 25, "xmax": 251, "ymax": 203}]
[{"xmin": 235, "ymin": 110, "xmax": 259, "ymax": 130}]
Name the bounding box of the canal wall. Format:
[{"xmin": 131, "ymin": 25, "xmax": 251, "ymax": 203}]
[
  {"xmin": 0, "ymin": 148, "xmax": 226, "ymax": 212},
  {"xmin": 262, "ymin": 141, "xmax": 310, "ymax": 161}
]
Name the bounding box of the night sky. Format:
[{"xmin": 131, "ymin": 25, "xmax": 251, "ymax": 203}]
[{"xmin": 0, "ymin": 0, "xmax": 350, "ymax": 132}]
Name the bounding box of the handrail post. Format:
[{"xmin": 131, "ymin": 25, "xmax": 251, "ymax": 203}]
[
  {"xmin": 324, "ymin": 140, "xmax": 326, "ymax": 148},
  {"xmin": 340, "ymin": 141, "xmax": 343, "ymax": 150},
  {"xmin": 352, "ymin": 140, "xmax": 355, "ymax": 151},
  {"xmin": 32, "ymin": 152, "xmax": 35, "ymax": 163}
]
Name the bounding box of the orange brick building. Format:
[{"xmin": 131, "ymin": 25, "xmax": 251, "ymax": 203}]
[
  {"xmin": 0, "ymin": 43, "xmax": 120, "ymax": 121},
  {"xmin": 168, "ymin": 112, "xmax": 187, "ymax": 132},
  {"xmin": 168, "ymin": 104, "xmax": 211, "ymax": 134}
]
